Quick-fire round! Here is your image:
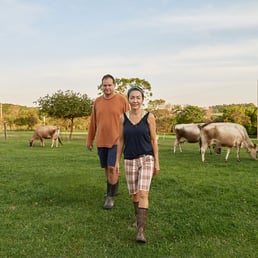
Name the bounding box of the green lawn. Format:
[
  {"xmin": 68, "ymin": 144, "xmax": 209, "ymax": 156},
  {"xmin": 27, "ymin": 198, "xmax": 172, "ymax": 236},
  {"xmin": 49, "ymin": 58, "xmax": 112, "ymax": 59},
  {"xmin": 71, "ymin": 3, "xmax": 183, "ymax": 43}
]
[{"xmin": 1, "ymin": 131, "xmax": 257, "ymax": 258}]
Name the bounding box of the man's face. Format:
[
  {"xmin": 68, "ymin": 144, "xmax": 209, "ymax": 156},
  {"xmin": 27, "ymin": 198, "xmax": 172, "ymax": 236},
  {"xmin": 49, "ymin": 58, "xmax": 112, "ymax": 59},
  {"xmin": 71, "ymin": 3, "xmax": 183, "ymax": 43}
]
[{"xmin": 102, "ymin": 78, "xmax": 115, "ymax": 96}]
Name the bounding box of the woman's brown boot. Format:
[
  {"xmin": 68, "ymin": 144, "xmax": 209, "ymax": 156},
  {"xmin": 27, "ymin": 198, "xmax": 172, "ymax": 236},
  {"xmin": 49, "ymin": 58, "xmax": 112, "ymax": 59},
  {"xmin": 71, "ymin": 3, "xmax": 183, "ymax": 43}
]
[{"xmin": 136, "ymin": 208, "xmax": 148, "ymax": 243}]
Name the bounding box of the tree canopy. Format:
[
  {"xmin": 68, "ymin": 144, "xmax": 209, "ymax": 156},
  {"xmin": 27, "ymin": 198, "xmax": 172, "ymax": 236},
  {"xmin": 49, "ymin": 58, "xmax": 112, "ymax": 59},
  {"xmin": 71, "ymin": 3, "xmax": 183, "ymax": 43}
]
[
  {"xmin": 35, "ymin": 90, "xmax": 93, "ymax": 139},
  {"xmin": 98, "ymin": 77, "xmax": 152, "ymax": 101},
  {"xmin": 175, "ymin": 105, "xmax": 205, "ymax": 124}
]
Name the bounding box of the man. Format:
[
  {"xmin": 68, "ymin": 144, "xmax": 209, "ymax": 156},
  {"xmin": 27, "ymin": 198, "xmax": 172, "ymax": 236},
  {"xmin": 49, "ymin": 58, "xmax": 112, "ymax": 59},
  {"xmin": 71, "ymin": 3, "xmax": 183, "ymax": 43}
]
[{"xmin": 86, "ymin": 74, "xmax": 129, "ymax": 209}]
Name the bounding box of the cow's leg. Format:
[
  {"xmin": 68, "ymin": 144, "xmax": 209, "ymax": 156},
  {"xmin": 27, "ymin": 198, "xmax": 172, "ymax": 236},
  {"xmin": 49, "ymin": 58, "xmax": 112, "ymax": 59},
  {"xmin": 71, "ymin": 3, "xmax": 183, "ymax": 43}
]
[
  {"xmin": 178, "ymin": 143, "xmax": 182, "ymax": 152},
  {"xmin": 236, "ymin": 145, "xmax": 241, "ymax": 162},
  {"xmin": 225, "ymin": 147, "xmax": 232, "ymax": 161},
  {"xmin": 51, "ymin": 138, "xmax": 56, "ymax": 148},
  {"xmin": 52, "ymin": 131, "xmax": 60, "ymax": 147},
  {"xmin": 58, "ymin": 136, "xmax": 63, "ymax": 146},
  {"xmin": 29, "ymin": 139, "xmax": 33, "ymax": 147},
  {"xmin": 173, "ymin": 140, "xmax": 178, "ymax": 153},
  {"xmin": 40, "ymin": 137, "xmax": 44, "ymax": 147},
  {"xmin": 200, "ymin": 144, "xmax": 208, "ymax": 162}
]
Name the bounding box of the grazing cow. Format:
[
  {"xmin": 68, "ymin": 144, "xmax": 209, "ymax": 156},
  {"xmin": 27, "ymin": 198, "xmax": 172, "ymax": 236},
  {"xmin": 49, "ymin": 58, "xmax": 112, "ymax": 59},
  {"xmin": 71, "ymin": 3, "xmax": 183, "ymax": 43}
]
[
  {"xmin": 29, "ymin": 125, "xmax": 62, "ymax": 148},
  {"xmin": 174, "ymin": 123, "xmax": 202, "ymax": 153},
  {"xmin": 199, "ymin": 122, "xmax": 257, "ymax": 162},
  {"xmin": 173, "ymin": 123, "xmax": 219, "ymax": 154}
]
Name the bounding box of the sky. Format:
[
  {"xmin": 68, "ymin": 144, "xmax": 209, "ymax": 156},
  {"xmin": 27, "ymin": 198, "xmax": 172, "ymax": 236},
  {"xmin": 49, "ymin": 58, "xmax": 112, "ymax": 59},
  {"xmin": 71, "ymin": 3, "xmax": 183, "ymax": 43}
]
[{"xmin": 1, "ymin": 0, "xmax": 258, "ymax": 108}]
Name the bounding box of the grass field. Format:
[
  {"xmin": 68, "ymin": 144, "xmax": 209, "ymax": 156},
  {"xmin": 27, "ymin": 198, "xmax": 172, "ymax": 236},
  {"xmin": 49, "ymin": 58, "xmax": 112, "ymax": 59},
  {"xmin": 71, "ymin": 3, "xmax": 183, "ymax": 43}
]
[{"xmin": 1, "ymin": 131, "xmax": 257, "ymax": 258}]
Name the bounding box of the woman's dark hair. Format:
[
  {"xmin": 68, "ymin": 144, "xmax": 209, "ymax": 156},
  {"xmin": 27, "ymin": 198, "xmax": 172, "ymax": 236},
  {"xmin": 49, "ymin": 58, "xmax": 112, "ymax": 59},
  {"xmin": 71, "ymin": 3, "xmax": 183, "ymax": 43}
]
[{"xmin": 127, "ymin": 86, "xmax": 144, "ymax": 99}]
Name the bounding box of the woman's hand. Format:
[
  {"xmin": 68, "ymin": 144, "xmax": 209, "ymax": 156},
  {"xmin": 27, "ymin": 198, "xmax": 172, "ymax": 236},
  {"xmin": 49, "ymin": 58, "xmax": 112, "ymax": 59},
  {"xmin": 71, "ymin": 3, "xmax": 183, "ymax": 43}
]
[{"xmin": 153, "ymin": 161, "xmax": 160, "ymax": 176}]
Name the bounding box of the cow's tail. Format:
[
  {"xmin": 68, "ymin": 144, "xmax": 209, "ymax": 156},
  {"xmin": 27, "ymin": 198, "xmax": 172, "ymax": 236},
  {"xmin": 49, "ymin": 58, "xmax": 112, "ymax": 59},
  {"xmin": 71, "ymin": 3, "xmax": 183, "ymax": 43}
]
[
  {"xmin": 58, "ymin": 136, "xmax": 63, "ymax": 145},
  {"xmin": 198, "ymin": 123, "xmax": 210, "ymax": 152},
  {"xmin": 198, "ymin": 122, "xmax": 210, "ymax": 129}
]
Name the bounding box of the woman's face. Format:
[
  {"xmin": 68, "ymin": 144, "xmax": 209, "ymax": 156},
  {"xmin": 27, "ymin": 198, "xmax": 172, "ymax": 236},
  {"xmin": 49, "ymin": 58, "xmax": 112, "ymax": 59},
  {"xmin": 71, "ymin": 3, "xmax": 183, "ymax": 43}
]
[{"xmin": 128, "ymin": 90, "xmax": 143, "ymax": 109}]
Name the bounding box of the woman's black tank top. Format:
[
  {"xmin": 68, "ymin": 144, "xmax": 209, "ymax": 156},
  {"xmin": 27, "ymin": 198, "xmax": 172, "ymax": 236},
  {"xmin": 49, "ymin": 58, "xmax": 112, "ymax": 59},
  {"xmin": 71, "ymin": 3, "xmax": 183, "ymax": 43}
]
[{"xmin": 123, "ymin": 112, "xmax": 154, "ymax": 159}]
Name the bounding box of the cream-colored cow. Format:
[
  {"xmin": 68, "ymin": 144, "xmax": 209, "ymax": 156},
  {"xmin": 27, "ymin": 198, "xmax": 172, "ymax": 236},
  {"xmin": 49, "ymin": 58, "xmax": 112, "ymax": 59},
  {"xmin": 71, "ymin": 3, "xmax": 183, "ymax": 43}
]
[
  {"xmin": 29, "ymin": 125, "xmax": 62, "ymax": 147},
  {"xmin": 199, "ymin": 122, "xmax": 257, "ymax": 162}
]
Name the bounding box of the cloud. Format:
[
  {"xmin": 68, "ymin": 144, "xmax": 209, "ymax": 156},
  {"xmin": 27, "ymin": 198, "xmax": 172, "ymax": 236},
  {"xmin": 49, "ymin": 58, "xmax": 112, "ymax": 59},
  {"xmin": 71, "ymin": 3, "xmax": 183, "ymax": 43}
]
[
  {"xmin": 0, "ymin": 1, "xmax": 257, "ymax": 107},
  {"xmin": 0, "ymin": 0, "xmax": 46, "ymax": 37},
  {"xmin": 133, "ymin": 4, "xmax": 258, "ymax": 32}
]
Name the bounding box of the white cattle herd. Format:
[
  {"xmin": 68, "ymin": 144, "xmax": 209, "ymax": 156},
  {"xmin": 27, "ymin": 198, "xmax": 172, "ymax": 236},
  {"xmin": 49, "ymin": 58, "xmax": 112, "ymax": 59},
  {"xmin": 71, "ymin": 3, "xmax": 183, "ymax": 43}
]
[
  {"xmin": 174, "ymin": 122, "xmax": 257, "ymax": 162},
  {"xmin": 29, "ymin": 123, "xmax": 257, "ymax": 162},
  {"xmin": 29, "ymin": 125, "xmax": 62, "ymax": 148}
]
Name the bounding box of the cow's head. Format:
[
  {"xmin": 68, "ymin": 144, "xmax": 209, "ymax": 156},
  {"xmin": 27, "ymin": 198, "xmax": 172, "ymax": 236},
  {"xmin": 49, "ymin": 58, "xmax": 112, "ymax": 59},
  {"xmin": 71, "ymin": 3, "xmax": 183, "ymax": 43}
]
[
  {"xmin": 247, "ymin": 144, "xmax": 257, "ymax": 160},
  {"xmin": 213, "ymin": 145, "xmax": 221, "ymax": 155}
]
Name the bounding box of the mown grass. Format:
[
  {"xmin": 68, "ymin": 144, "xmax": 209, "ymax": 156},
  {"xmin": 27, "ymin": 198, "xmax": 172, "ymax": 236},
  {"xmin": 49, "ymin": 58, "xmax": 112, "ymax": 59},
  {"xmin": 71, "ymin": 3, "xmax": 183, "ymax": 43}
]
[{"xmin": 1, "ymin": 131, "xmax": 257, "ymax": 258}]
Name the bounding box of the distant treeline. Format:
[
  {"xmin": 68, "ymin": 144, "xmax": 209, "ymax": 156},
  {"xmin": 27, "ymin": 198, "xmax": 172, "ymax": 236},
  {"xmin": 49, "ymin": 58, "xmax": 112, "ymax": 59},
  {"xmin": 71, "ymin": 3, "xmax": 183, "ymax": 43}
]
[{"xmin": 0, "ymin": 102, "xmax": 257, "ymax": 135}]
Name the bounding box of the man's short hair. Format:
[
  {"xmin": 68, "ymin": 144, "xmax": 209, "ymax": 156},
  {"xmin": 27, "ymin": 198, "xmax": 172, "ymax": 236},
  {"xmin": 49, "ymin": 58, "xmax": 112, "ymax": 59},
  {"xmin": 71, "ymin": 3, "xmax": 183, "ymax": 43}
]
[{"xmin": 102, "ymin": 74, "xmax": 115, "ymax": 85}]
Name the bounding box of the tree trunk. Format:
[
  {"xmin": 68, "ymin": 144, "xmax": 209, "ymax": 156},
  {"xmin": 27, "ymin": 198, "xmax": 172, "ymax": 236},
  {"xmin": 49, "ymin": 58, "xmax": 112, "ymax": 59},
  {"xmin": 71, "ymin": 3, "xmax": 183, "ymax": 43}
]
[{"xmin": 69, "ymin": 118, "xmax": 74, "ymax": 141}]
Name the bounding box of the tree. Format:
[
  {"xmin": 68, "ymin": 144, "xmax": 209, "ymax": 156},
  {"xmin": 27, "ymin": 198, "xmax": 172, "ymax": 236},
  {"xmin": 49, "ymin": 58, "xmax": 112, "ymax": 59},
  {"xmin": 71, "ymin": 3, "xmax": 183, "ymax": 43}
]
[
  {"xmin": 221, "ymin": 104, "xmax": 257, "ymax": 135},
  {"xmin": 147, "ymin": 100, "xmax": 174, "ymax": 133},
  {"xmin": 2, "ymin": 104, "xmax": 39, "ymax": 130},
  {"xmin": 147, "ymin": 99, "xmax": 166, "ymax": 110},
  {"xmin": 35, "ymin": 90, "xmax": 93, "ymax": 140},
  {"xmin": 98, "ymin": 77, "xmax": 153, "ymax": 102},
  {"xmin": 245, "ymin": 104, "xmax": 257, "ymax": 135},
  {"xmin": 176, "ymin": 105, "xmax": 205, "ymax": 124},
  {"xmin": 14, "ymin": 113, "xmax": 38, "ymax": 129}
]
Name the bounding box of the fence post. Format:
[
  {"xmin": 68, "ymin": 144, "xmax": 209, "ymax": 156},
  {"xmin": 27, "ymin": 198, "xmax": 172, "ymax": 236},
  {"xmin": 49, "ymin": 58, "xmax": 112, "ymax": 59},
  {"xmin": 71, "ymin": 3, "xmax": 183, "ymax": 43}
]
[{"xmin": 4, "ymin": 121, "xmax": 7, "ymax": 140}]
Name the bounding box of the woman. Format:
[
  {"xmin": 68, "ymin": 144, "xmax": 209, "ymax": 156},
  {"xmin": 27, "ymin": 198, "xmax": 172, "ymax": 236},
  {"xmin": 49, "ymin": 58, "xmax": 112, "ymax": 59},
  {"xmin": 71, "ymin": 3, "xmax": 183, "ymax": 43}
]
[{"xmin": 115, "ymin": 86, "xmax": 160, "ymax": 243}]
